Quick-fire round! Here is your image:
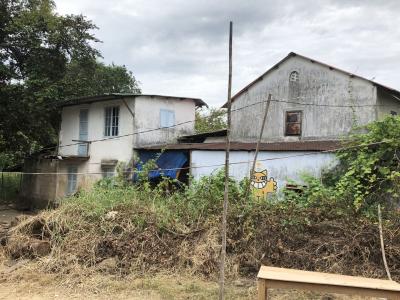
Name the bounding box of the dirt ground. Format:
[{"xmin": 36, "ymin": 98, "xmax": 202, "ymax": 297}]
[
  {"xmin": 0, "ymin": 261, "xmax": 387, "ymax": 300},
  {"xmin": 0, "ymin": 206, "xmax": 26, "ymax": 222}
]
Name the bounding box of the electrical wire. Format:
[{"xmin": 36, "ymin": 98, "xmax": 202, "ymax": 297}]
[
  {"xmin": 2, "ymin": 140, "xmax": 389, "ymax": 175},
  {"xmin": 44, "ymin": 96, "xmax": 398, "ymax": 152}
]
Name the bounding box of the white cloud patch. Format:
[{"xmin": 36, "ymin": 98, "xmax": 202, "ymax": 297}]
[{"xmin": 55, "ymin": 0, "xmax": 400, "ymax": 107}]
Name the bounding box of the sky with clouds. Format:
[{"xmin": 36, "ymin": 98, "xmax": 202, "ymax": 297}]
[{"xmin": 55, "ymin": 0, "xmax": 400, "ymax": 107}]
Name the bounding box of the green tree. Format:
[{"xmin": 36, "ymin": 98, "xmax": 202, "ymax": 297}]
[
  {"xmin": 0, "ymin": 0, "xmax": 140, "ymax": 168},
  {"xmin": 195, "ymin": 107, "xmax": 226, "ymax": 133},
  {"xmin": 62, "ymin": 60, "xmax": 140, "ymax": 98}
]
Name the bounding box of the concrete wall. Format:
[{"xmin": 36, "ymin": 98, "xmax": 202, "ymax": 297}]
[
  {"xmin": 20, "ymin": 157, "xmax": 58, "ymax": 209},
  {"xmin": 190, "ymin": 150, "xmax": 336, "ymax": 192},
  {"xmin": 230, "ymin": 55, "xmax": 378, "ymax": 142},
  {"xmin": 133, "ymin": 96, "xmax": 195, "ymax": 147},
  {"xmin": 377, "ymin": 88, "xmax": 400, "ymax": 119},
  {"xmin": 59, "ymin": 96, "xmax": 196, "ymax": 177},
  {"xmin": 56, "ymin": 161, "xmax": 95, "ymax": 202}
]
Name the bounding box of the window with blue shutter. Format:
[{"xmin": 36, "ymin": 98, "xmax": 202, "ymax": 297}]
[
  {"xmin": 160, "ymin": 109, "xmax": 175, "ymax": 128},
  {"xmin": 66, "ymin": 166, "xmax": 78, "ymax": 195},
  {"xmin": 78, "ymin": 109, "xmax": 88, "ymax": 156}
]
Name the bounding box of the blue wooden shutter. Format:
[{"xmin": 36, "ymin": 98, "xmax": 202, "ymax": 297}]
[{"xmin": 78, "ymin": 109, "xmax": 88, "ymax": 156}]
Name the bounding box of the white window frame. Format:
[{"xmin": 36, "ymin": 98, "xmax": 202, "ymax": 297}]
[{"xmin": 104, "ymin": 106, "xmax": 120, "ymax": 137}]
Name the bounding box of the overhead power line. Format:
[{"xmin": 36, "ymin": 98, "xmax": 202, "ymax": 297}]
[
  {"xmin": 4, "ymin": 140, "xmax": 389, "ymax": 175},
  {"xmin": 47, "ymin": 97, "xmax": 398, "ymax": 152}
]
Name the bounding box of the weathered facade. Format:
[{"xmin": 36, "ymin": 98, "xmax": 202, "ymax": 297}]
[
  {"xmin": 21, "ymin": 53, "xmax": 400, "ymax": 205},
  {"xmin": 227, "ymin": 52, "xmax": 400, "ymax": 143},
  {"xmin": 22, "ymin": 93, "xmax": 206, "ymax": 208},
  {"xmin": 143, "ymin": 53, "xmax": 400, "ymax": 197},
  {"xmin": 139, "ymin": 140, "xmax": 340, "ymax": 194}
]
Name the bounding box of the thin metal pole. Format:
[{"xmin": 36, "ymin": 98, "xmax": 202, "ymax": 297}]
[
  {"xmin": 245, "ymin": 94, "xmax": 272, "ymax": 200},
  {"xmin": 219, "ymin": 21, "xmax": 233, "ymax": 300}
]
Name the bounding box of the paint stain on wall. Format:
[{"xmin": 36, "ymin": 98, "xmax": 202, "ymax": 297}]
[{"xmin": 251, "ymin": 169, "xmax": 277, "ymax": 200}]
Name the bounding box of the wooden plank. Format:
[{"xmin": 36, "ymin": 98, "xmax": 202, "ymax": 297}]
[
  {"xmin": 266, "ymin": 280, "xmax": 400, "ymax": 299},
  {"xmin": 257, "ymin": 279, "xmax": 267, "ymax": 300},
  {"xmin": 258, "ymin": 266, "xmax": 400, "ymax": 291}
]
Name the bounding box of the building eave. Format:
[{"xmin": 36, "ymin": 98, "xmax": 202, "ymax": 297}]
[
  {"xmin": 137, "ymin": 140, "xmax": 342, "ymax": 152},
  {"xmin": 60, "ymin": 93, "xmax": 208, "ymax": 108}
]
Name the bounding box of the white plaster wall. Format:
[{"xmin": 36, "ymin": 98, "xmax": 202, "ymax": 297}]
[
  {"xmin": 231, "ymin": 55, "xmax": 377, "ymax": 142},
  {"xmin": 133, "ymin": 96, "xmax": 195, "ymax": 147},
  {"xmin": 191, "ymin": 150, "xmax": 337, "ymax": 191},
  {"xmin": 59, "ymin": 96, "xmax": 197, "ymax": 176},
  {"xmin": 59, "ymin": 98, "xmax": 135, "ymax": 174}
]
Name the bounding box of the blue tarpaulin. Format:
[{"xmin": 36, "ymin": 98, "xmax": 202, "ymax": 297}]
[{"xmin": 133, "ymin": 151, "xmax": 188, "ymax": 181}]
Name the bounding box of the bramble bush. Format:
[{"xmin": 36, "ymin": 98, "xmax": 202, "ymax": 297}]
[{"xmin": 284, "ymin": 116, "xmax": 400, "ymax": 214}]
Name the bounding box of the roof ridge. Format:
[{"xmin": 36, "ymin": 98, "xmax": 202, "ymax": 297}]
[{"xmin": 222, "ymin": 52, "xmax": 400, "ymax": 108}]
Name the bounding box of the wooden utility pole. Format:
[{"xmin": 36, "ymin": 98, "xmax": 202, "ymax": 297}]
[
  {"xmin": 219, "ymin": 21, "xmax": 233, "ymax": 300},
  {"xmin": 245, "ymin": 94, "xmax": 272, "ymax": 199},
  {"xmin": 378, "ymin": 204, "xmax": 392, "ymax": 281}
]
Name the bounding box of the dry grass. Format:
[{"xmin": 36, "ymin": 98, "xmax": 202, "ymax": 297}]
[
  {"xmin": 2, "ymin": 187, "xmax": 400, "ymax": 282},
  {"xmin": 0, "ymin": 183, "xmax": 399, "ymax": 299},
  {"xmin": 0, "ymin": 261, "xmax": 386, "ymax": 299}
]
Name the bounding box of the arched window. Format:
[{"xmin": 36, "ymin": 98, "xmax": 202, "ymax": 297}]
[
  {"xmin": 289, "ymin": 71, "xmax": 300, "ymax": 99},
  {"xmin": 289, "ymin": 71, "xmax": 299, "ymax": 82}
]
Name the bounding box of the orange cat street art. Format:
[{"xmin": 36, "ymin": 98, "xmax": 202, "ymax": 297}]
[{"xmin": 250, "ymin": 169, "xmax": 277, "ymax": 200}]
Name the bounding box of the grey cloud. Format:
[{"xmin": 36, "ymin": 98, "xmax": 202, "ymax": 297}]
[{"xmin": 56, "ymin": 0, "xmax": 400, "ymax": 106}]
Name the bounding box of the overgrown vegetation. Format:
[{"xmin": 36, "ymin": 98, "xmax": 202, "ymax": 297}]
[
  {"xmin": 2, "ymin": 170, "xmax": 400, "ymax": 281},
  {"xmin": 286, "ymin": 116, "xmax": 400, "ymax": 213},
  {"xmin": 2, "ymin": 116, "xmax": 400, "ymax": 282},
  {"xmin": 0, "ymin": 172, "xmax": 21, "ymax": 204}
]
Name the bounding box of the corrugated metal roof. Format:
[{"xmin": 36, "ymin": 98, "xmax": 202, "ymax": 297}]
[
  {"xmin": 138, "ymin": 140, "xmax": 342, "ymax": 151},
  {"xmin": 60, "ymin": 93, "xmax": 208, "ymax": 108},
  {"xmin": 178, "ymin": 129, "xmax": 227, "ymax": 142},
  {"xmin": 222, "ymin": 52, "xmax": 400, "ymax": 108}
]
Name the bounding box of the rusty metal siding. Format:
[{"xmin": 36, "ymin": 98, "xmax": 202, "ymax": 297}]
[{"xmin": 138, "ymin": 140, "xmax": 342, "ymax": 151}]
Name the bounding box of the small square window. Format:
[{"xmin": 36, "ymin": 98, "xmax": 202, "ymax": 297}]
[{"xmin": 285, "ymin": 111, "xmax": 302, "ymax": 136}]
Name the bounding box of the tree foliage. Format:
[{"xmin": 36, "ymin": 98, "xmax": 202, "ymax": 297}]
[
  {"xmin": 62, "ymin": 60, "xmax": 140, "ymax": 98},
  {"xmin": 0, "ymin": 0, "xmax": 140, "ymax": 168},
  {"xmin": 195, "ymin": 107, "xmax": 226, "ymax": 134}
]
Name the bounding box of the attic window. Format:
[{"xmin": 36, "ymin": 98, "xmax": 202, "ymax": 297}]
[
  {"xmin": 289, "ymin": 71, "xmax": 299, "ymax": 82},
  {"xmin": 285, "ymin": 111, "xmax": 302, "ymax": 136}
]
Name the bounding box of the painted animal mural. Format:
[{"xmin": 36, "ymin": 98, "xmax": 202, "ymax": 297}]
[{"xmin": 250, "ymin": 169, "xmax": 277, "ymax": 199}]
